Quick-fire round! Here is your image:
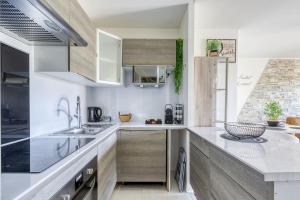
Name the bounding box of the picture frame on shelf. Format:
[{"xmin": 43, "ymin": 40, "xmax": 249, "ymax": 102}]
[{"xmin": 206, "ymin": 39, "xmax": 236, "ymax": 63}]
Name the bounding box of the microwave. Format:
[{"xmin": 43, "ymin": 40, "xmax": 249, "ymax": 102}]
[{"xmin": 132, "ymin": 65, "xmax": 167, "ymax": 87}]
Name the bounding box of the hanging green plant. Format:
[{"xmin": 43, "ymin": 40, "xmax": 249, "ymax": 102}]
[{"xmin": 174, "ymin": 39, "xmax": 183, "ymax": 94}]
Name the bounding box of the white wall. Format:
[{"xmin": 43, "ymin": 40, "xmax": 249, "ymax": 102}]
[
  {"xmin": 0, "ymin": 33, "xmax": 88, "ymax": 137},
  {"xmin": 180, "ymin": 2, "xmax": 194, "ymax": 192},
  {"xmin": 238, "ymin": 28, "xmax": 300, "ymax": 58},
  {"xmin": 237, "ymin": 58, "xmax": 268, "ymax": 113},
  {"xmin": 193, "ymin": 0, "xmax": 238, "ymax": 122},
  {"xmin": 30, "ymin": 73, "xmax": 87, "ymax": 136},
  {"xmin": 236, "ymin": 26, "xmax": 300, "ymax": 113},
  {"xmin": 179, "ymin": 7, "xmax": 189, "ymax": 125}
]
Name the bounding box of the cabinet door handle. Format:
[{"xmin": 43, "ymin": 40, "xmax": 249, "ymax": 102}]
[
  {"xmin": 60, "ymin": 194, "xmax": 71, "ymax": 200},
  {"xmin": 82, "ymin": 177, "xmax": 96, "ymax": 200}
]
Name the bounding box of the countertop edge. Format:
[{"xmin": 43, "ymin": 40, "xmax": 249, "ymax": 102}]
[
  {"xmin": 187, "ymin": 127, "xmax": 300, "ymax": 182},
  {"xmin": 5, "ymin": 123, "xmax": 186, "ymax": 200}
]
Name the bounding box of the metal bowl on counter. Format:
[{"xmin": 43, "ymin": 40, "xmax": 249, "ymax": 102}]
[{"xmin": 225, "ymin": 122, "xmax": 266, "ymax": 139}]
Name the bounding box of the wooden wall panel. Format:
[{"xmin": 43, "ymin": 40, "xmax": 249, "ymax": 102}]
[{"xmin": 193, "ymin": 57, "xmax": 217, "ymax": 126}]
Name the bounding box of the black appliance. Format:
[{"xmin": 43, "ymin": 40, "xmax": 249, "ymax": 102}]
[
  {"xmin": 1, "ymin": 43, "xmax": 30, "ymax": 145},
  {"xmin": 50, "ymin": 157, "xmax": 97, "ymax": 200},
  {"xmin": 1, "ymin": 137, "xmax": 94, "ymax": 173},
  {"xmin": 174, "ymin": 104, "xmax": 184, "ymax": 124},
  {"xmin": 164, "ymin": 104, "xmax": 173, "ymax": 124},
  {"xmin": 87, "ymin": 107, "xmax": 102, "ymax": 122}
]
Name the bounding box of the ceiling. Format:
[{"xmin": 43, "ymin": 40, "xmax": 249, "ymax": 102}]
[
  {"xmin": 195, "ymin": 0, "xmax": 300, "ymax": 30},
  {"xmin": 78, "ymin": 0, "xmax": 189, "ymax": 28},
  {"xmin": 195, "ymin": 0, "xmax": 300, "ymax": 57}
]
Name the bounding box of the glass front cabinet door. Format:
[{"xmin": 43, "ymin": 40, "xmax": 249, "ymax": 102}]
[{"xmin": 97, "ymin": 29, "xmax": 122, "ymax": 85}]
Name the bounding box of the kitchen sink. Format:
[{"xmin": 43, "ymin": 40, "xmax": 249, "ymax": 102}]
[{"xmin": 51, "ymin": 124, "xmax": 114, "ymax": 136}]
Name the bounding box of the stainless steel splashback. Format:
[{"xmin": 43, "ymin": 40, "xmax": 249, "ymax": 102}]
[{"xmin": 0, "ymin": 0, "xmax": 87, "ymax": 46}]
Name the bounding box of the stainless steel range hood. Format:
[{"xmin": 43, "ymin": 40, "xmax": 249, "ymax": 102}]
[{"xmin": 0, "ymin": 0, "xmax": 87, "ymax": 46}]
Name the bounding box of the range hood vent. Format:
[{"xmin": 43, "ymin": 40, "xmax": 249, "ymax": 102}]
[{"xmin": 0, "ymin": 0, "xmax": 87, "ymax": 46}]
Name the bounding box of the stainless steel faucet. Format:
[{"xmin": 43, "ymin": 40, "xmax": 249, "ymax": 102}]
[
  {"xmin": 57, "ymin": 97, "xmax": 73, "ymax": 129},
  {"xmin": 74, "ymin": 96, "xmax": 81, "ymax": 128}
]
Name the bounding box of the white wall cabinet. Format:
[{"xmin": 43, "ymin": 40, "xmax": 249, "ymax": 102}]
[{"xmin": 97, "ymin": 30, "xmax": 122, "ymax": 85}]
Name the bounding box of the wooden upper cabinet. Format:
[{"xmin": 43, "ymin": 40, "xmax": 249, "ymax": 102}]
[
  {"xmin": 69, "ymin": 0, "xmax": 97, "ymax": 81},
  {"xmin": 39, "ymin": 0, "xmax": 97, "ymax": 81},
  {"xmin": 122, "ymin": 39, "xmax": 176, "ymax": 66},
  {"xmin": 39, "ymin": 0, "xmax": 70, "ymax": 23}
]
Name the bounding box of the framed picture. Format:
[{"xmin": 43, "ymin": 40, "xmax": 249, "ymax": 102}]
[{"xmin": 206, "ymin": 39, "xmax": 236, "ymax": 63}]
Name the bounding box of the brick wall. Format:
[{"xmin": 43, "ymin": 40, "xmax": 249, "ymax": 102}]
[{"xmin": 238, "ymin": 59, "xmax": 300, "ymax": 122}]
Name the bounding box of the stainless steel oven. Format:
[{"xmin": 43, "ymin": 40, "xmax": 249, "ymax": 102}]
[{"xmin": 50, "ymin": 157, "xmax": 97, "ymax": 200}]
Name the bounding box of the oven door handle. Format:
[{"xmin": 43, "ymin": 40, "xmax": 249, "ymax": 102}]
[{"xmin": 82, "ymin": 177, "xmax": 96, "ymax": 200}]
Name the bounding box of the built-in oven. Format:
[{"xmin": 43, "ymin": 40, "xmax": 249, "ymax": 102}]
[
  {"xmin": 50, "ymin": 157, "xmax": 97, "ymax": 200},
  {"xmin": 1, "ymin": 43, "xmax": 30, "ymax": 145}
]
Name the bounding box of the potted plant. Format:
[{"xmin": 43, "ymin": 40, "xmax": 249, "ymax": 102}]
[
  {"xmin": 207, "ymin": 39, "xmax": 222, "ymax": 57},
  {"xmin": 264, "ymin": 101, "xmax": 283, "ymax": 127}
]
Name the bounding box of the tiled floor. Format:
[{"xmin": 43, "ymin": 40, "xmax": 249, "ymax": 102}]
[{"xmin": 111, "ymin": 182, "xmax": 194, "ymax": 200}]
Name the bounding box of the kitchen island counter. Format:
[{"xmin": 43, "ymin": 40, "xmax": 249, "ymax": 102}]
[
  {"xmin": 188, "ymin": 127, "xmax": 300, "ymax": 182},
  {"xmin": 188, "ymin": 127, "xmax": 300, "ymax": 200}
]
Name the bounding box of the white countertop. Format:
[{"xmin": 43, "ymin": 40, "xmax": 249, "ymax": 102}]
[
  {"xmin": 188, "ymin": 127, "xmax": 300, "ymax": 182},
  {"xmin": 2, "ymin": 122, "xmax": 185, "ymax": 200},
  {"xmin": 119, "ymin": 121, "xmax": 187, "ymax": 130}
]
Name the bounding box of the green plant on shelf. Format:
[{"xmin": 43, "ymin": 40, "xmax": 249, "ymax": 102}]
[
  {"xmin": 264, "ymin": 100, "xmax": 283, "ymax": 120},
  {"xmin": 207, "ymin": 39, "xmax": 222, "ymax": 56}
]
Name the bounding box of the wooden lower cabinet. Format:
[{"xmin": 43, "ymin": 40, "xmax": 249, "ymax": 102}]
[
  {"xmin": 97, "ymin": 132, "xmax": 117, "ymax": 200},
  {"xmin": 117, "ymin": 130, "xmax": 167, "ymax": 182},
  {"xmin": 190, "ymin": 143, "xmax": 210, "ymax": 200},
  {"xmin": 190, "ymin": 132, "xmax": 273, "ymax": 200},
  {"xmin": 210, "ymin": 162, "xmax": 255, "ymax": 200},
  {"xmin": 209, "ymin": 145, "xmax": 274, "ymax": 200}
]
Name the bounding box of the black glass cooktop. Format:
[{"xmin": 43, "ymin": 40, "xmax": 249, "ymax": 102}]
[{"xmin": 1, "ymin": 137, "xmax": 94, "ymax": 173}]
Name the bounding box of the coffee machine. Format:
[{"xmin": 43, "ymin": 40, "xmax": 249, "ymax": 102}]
[{"xmin": 164, "ymin": 104, "xmax": 173, "ymax": 124}]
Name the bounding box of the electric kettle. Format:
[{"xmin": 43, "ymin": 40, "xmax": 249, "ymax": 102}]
[{"xmin": 88, "ymin": 107, "xmax": 102, "ymax": 122}]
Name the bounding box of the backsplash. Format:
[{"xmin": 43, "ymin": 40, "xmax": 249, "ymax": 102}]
[
  {"xmin": 0, "ymin": 32, "xmax": 88, "ymax": 137},
  {"xmin": 30, "ymin": 73, "xmax": 87, "ymax": 136},
  {"xmin": 238, "ymin": 59, "xmax": 300, "ymax": 122},
  {"xmin": 87, "ymin": 74, "xmax": 180, "ymax": 122}
]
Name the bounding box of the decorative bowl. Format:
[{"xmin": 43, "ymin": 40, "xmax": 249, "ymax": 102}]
[
  {"xmin": 224, "ymin": 122, "xmax": 266, "ymax": 139},
  {"xmin": 119, "ymin": 112, "xmax": 132, "ymax": 122}
]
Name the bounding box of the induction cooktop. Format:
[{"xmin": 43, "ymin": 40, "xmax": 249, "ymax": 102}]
[{"xmin": 1, "ymin": 137, "xmax": 94, "ymax": 173}]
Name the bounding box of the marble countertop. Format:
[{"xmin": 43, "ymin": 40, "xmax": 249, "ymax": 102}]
[
  {"xmin": 2, "ymin": 122, "xmax": 185, "ymax": 200},
  {"xmin": 188, "ymin": 127, "xmax": 300, "ymax": 182}
]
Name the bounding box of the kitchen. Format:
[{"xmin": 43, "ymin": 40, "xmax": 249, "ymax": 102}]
[{"xmin": 2, "ymin": 0, "xmax": 300, "ymax": 200}]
